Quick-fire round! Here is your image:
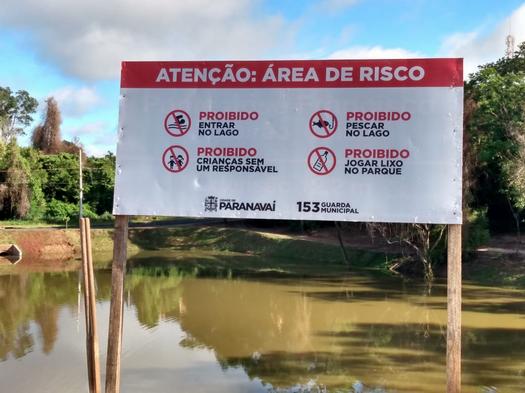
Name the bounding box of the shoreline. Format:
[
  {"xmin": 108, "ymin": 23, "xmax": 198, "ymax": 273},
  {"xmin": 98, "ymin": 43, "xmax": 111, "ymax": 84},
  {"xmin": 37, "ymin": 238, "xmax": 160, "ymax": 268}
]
[{"xmin": 1, "ymin": 224, "xmax": 524, "ymax": 287}]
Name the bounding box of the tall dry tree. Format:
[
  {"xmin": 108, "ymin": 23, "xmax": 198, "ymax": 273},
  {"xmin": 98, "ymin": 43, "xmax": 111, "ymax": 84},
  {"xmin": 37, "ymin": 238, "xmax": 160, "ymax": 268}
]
[
  {"xmin": 32, "ymin": 97, "xmax": 62, "ymax": 154},
  {"xmin": 0, "ymin": 141, "xmax": 30, "ymax": 218}
]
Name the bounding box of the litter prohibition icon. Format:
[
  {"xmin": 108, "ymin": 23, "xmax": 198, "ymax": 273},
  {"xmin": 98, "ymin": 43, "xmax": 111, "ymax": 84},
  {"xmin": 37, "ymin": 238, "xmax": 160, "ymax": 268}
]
[
  {"xmin": 164, "ymin": 109, "xmax": 191, "ymax": 137},
  {"xmin": 162, "ymin": 145, "xmax": 189, "ymax": 173},
  {"xmin": 309, "ymin": 110, "xmax": 338, "ymax": 138},
  {"xmin": 308, "ymin": 147, "xmax": 336, "ymax": 175}
]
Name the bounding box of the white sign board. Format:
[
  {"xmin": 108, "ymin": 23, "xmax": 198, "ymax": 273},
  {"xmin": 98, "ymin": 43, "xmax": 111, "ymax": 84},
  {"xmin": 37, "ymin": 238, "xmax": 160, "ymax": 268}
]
[{"xmin": 114, "ymin": 59, "xmax": 463, "ymax": 223}]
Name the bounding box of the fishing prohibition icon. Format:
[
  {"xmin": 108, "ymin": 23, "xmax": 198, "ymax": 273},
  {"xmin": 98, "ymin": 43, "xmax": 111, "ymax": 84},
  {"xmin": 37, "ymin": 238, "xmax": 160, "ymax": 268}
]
[{"xmin": 309, "ymin": 110, "xmax": 338, "ymax": 138}]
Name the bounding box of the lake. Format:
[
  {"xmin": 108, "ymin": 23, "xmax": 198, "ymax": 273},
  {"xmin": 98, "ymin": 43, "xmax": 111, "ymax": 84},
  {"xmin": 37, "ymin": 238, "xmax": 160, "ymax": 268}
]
[{"xmin": 1, "ymin": 256, "xmax": 524, "ymax": 392}]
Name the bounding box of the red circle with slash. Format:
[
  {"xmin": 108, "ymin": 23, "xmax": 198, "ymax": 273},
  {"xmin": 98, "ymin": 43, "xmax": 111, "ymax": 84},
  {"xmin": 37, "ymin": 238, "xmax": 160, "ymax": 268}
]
[
  {"xmin": 307, "ymin": 147, "xmax": 336, "ymax": 175},
  {"xmin": 164, "ymin": 109, "xmax": 191, "ymax": 137},
  {"xmin": 309, "ymin": 110, "xmax": 338, "ymax": 138},
  {"xmin": 162, "ymin": 145, "xmax": 189, "ymax": 173}
]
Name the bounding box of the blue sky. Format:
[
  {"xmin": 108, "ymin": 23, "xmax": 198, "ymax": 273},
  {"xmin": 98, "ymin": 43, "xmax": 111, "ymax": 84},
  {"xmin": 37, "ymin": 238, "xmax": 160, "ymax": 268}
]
[{"xmin": 1, "ymin": 0, "xmax": 524, "ymax": 156}]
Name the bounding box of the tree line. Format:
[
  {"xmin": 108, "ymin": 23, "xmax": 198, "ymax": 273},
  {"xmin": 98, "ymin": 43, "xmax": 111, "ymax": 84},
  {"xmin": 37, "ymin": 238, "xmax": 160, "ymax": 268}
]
[{"xmin": 0, "ymin": 95, "xmax": 114, "ymax": 223}]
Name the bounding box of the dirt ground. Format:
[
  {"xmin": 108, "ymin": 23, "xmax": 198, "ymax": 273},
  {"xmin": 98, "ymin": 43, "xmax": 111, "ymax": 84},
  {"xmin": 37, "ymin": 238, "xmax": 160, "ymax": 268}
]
[{"xmin": 0, "ymin": 228, "xmax": 77, "ymax": 261}]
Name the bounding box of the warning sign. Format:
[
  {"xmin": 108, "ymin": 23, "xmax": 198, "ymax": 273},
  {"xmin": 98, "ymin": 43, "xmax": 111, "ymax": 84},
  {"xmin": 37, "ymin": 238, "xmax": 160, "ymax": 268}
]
[
  {"xmin": 309, "ymin": 110, "xmax": 338, "ymax": 138},
  {"xmin": 115, "ymin": 58, "xmax": 464, "ymax": 224},
  {"xmin": 162, "ymin": 145, "xmax": 189, "ymax": 173},
  {"xmin": 308, "ymin": 147, "xmax": 336, "ymax": 175},
  {"xmin": 164, "ymin": 110, "xmax": 191, "ymax": 137}
]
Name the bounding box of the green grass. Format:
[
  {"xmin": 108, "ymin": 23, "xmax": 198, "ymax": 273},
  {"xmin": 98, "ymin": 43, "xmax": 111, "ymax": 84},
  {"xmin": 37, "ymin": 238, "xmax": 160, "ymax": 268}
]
[
  {"xmin": 2, "ymin": 225, "xmax": 389, "ymax": 278},
  {"xmin": 0, "ymin": 219, "xmax": 57, "ymax": 228},
  {"xmin": 0, "ymin": 216, "xmax": 209, "ymax": 229},
  {"xmin": 126, "ymin": 226, "xmax": 389, "ymax": 277}
]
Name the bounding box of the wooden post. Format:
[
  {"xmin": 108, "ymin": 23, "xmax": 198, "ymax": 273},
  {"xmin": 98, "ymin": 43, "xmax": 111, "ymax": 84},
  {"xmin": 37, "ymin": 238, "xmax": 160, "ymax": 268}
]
[
  {"xmin": 80, "ymin": 218, "xmax": 93, "ymax": 392},
  {"xmin": 447, "ymin": 224, "xmax": 462, "ymax": 393},
  {"xmin": 105, "ymin": 215, "xmax": 129, "ymax": 393},
  {"xmin": 80, "ymin": 218, "xmax": 101, "ymax": 393},
  {"xmin": 85, "ymin": 218, "xmax": 101, "ymax": 393}
]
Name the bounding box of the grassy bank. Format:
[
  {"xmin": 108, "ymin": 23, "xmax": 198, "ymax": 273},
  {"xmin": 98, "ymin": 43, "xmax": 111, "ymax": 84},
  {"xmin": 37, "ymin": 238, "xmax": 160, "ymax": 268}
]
[
  {"xmin": 3, "ymin": 224, "xmax": 523, "ymax": 286},
  {"xmin": 125, "ymin": 226, "xmax": 388, "ymax": 277},
  {"xmin": 0, "ymin": 225, "xmax": 389, "ymax": 277}
]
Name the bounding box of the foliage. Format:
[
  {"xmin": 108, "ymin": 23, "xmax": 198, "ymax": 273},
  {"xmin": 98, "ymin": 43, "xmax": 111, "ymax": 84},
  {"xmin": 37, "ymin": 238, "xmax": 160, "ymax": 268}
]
[
  {"xmin": 27, "ymin": 175, "xmax": 47, "ymax": 221},
  {"xmin": 0, "ymin": 87, "xmax": 38, "ymax": 142},
  {"xmin": 20, "ymin": 147, "xmax": 47, "ymax": 220},
  {"xmin": 39, "ymin": 152, "xmax": 80, "ymax": 203},
  {"xmin": 44, "ymin": 199, "xmax": 76, "ymax": 223},
  {"xmin": 85, "ymin": 152, "xmax": 115, "ymax": 215},
  {"xmin": 32, "ymin": 97, "xmax": 63, "ymax": 154},
  {"xmin": 466, "ymin": 42, "xmax": 525, "ymax": 231},
  {"xmin": 0, "ymin": 140, "xmax": 31, "ymax": 218},
  {"xmin": 0, "ymin": 137, "xmax": 115, "ymax": 223},
  {"xmin": 366, "ymin": 223, "xmax": 447, "ymax": 282},
  {"xmin": 44, "ymin": 199, "xmax": 98, "ymax": 223}
]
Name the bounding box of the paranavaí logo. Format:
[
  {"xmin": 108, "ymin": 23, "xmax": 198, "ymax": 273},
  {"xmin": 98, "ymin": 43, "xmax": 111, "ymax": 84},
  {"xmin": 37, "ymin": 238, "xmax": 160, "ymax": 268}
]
[
  {"xmin": 203, "ymin": 196, "xmax": 276, "ymax": 212},
  {"xmin": 204, "ymin": 196, "xmax": 218, "ymax": 212}
]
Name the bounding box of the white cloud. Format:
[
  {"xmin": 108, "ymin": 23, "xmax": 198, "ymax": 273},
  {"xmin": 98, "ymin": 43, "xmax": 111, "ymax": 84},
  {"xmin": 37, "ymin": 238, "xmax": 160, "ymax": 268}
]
[
  {"xmin": 0, "ymin": 0, "xmax": 290, "ymax": 80},
  {"xmin": 50, "ymin": 86, "xmax": 101, "ymax": 117},
  {"xmin": 328, "ymin": 45, "xmax": 421, "ymax": 59},
  {"xmin": 68, "ymin": 121, "xmax": 109, "ymax": 137},
  {"xmin": 64, "ymin": 121, "xmax": 116, "ymax": 156},
  {"xmin": 89, "ymin": 130, "xmax": 117, "ymax": 157},
  {"xmin": 440, "ymin": 3, "xmax": 525, "ymax": 76}
]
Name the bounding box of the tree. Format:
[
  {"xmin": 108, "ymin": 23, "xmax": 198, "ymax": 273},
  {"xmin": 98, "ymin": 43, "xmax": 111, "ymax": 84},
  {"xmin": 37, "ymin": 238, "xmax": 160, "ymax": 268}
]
[
  {"xmin": 39, "ymin": 152, "xmax": 80, "ymax": 203},
  {"xmin": 85, "ymin": 152, "xmax": 115, "ymax": 215},
  {"xmin": 466, "ymin": 42, "xmax": 525, "ymax": 234},
  {"xmin": 367, "ymin": 223, "xmax": 446, "ymax": 282},
  {"xmin": 20, "ymin": 147, "xmax": 47, "ymax": 221},
  {"xmin": 32, "ymin": 97, "xmax": 62, "ymax": 154},
  {"xmin": 0, "ymin": 87, "xmax": 38, "ymax": 142},
  {"xmin": 0, "ymin": 140, "xmax": 31, "ymax": 218}
]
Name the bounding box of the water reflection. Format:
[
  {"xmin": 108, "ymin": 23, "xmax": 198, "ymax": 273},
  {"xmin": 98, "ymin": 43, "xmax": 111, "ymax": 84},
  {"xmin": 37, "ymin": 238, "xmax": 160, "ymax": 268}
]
[
  {"xmin": 0, "ymin": 260, "xmax": 524, "ymax": 392},
  {"xmin": 0, "ymin": 272, "xmax": 79, "ymax": 360}
]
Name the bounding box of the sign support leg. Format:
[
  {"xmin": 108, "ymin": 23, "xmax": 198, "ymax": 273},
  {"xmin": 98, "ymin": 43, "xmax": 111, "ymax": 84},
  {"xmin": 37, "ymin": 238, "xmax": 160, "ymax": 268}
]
[
  {"xmin": 105, "ymin": 215, "xmax": 129, "ymax": 393},
  {"xmin": 446, "ymin": 224, "xmax": 462, "ymax": 393}
]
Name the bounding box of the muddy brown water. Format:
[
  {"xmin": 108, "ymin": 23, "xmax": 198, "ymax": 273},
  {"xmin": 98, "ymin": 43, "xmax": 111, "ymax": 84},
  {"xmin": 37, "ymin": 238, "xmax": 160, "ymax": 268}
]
[{"xmin": 0, "ymin": 258, "xmax": 524, "ymax": 392}]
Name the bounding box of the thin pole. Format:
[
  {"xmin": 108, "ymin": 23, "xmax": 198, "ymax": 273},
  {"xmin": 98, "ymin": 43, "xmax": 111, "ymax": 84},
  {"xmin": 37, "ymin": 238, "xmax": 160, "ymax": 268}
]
[
  {"xmin": 446, "ymin": 224, "xmax": 462, "ymax": 393},
  {"xmin": 85, "ymin": 218, "xmax": 101, "ymax": 393},
  {"xmin": 105, "ymin": 215, "xmax": 129, "ymax": 393},
  {"xmin": 80, "ymin": 218, "xmax": 95, "ymax": 393},
  {"xmin": 79, "ymin": 148, "xmax": 83, "ymax": 220}
]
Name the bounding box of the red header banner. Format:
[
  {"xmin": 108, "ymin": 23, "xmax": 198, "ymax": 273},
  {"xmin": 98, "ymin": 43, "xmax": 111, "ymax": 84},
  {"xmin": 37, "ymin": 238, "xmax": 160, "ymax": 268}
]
[{"xmin": 121, "ymin": 59, "xmax": 463, "ymax": 89}]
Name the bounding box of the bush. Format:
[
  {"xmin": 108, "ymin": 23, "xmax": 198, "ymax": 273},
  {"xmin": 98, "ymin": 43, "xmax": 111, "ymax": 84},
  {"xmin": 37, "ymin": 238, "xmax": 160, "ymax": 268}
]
[
  {"xmin": 95, "ymin": 211, "xmax": 113, "ymax": 222},
  {"xmin": 45, "ymin": 199, "xmax": 77, "ymax": 223},
  {"xmin": 45, "ymin": 199, "xmax": 98, "ymax": 223}
]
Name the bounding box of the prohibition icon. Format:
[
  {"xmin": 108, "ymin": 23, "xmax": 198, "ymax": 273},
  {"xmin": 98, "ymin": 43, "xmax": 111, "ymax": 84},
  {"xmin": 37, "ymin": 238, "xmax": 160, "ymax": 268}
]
[
  {"xmin": 162, "ymin": 145, "xmax": 189, "ymax": 173},
  {"xmin": 164, "ymin": 109, "xmax": 191, "ymax": 137},
  {"xmin": 309, "ymin": 110, "xmax": 338, "ymax": 138},
  {"xmin": 308, "ymin": 147, "xmax": 336, "ymax": 175}
]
